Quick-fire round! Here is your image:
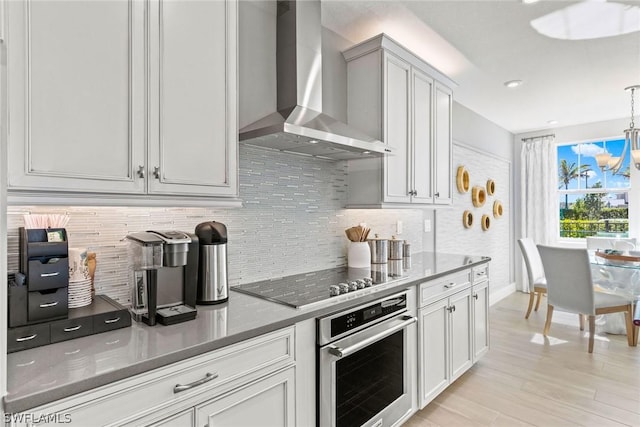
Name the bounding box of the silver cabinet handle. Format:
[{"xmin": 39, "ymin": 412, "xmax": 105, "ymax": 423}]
[
  {"xmin": 435, "ymin": 192, "xmax": 440, "ymax": 197},
  {"xmin": 137, "ymin": 165, "xmax": 145, "ymax": 178},
  {"xmin": 104, "ymin": 317, "xmax": 121, "ymax": 324},
  {"xmin": 39, "ymin": 301, "xmax": 59, "ymax": 308},
  {"xmin": 153, "ymin": 166, "xmax": 160, "ymax": 179},
  {"xmin": 444, "ymin": 282, "xmax": 456, "ymax": 289},
  {"xmin": 40, "ymin": 272, "xmax": 60, "ymax": 277},
  {"xmin": 473, "ymin": 293, "xmax": 479, "ymax": 300},
  {"xmin": 63, "ymin": 325, "xmax": 82, "ymax": 332},
  {"xmin": 328, "ymin": 315, "xmax": 417, "ymax": 358},
  {"xmin": 174, "ymin": 372, "xmax": 218, "ymax": 393},
  {"xmin": 16, "ymin": 334, "xmax": 37, "ymax": 342}
]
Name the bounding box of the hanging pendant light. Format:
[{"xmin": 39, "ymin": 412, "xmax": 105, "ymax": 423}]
[{"xmin": 595, "ymin": 85, "xmax": 640, "ymax": 174}]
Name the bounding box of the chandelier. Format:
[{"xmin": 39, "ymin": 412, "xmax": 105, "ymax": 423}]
[{"xmin": 595, "ymin": 85, "xmax": 640, "ymax": 174}]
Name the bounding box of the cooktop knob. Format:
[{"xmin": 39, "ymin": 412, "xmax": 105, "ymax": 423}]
[
  {"xmin": 355, "ymin": 279, "xmax": 365, "ymax": 289},
  {"xmin": 348, "ymin": 281, "xmax": 358, "ymax": 292},
  {"xmin": 363, "ymin": 277, "xmax": 373, "ymax": 287},
  {"xmin": 338, "ymin": 283, "xmax": 350, "ymax": 294},
  {"xmin": 329, "ymin": 284, "xmax": 340, "ymax": 297}
]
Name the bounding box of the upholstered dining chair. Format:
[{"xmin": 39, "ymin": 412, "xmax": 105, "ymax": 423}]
[
  {"xmin": 518, "ymin": 238, "xmax": 547, "ymax": 319},
  {"xmin": 537, "ymin": 245, "xmax": 636, "ymax": 353}
]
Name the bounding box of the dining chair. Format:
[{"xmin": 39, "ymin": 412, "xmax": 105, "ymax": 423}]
[
  {"xmin": 518, "ymin": 238, "xmax": 547, "ymax": 319},
  {"xmin": 537, "ymin": 245, "xmax": 636, "ymax": 353}
]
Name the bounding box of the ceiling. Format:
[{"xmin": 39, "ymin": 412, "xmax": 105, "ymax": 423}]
[{"xmin": 321, "ymin": 0, "xmax": 640, "ymax": 134}]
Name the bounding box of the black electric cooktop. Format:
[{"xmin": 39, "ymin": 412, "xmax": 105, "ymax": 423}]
[{"xmin": 231, "ymin": 262, "xmax": 409, "ymax": 309}]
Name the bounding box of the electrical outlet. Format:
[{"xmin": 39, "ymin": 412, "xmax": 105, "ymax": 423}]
[
  {"xmin": 396, "ymin": 220, "xmax": 403, "ymax": 235},
  {"xmin": 424, "ymin": 219, "xmax": 431, "ymax": 232}
]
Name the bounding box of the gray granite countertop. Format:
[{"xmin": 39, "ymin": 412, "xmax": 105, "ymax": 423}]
[{"xmin": 4, "ymin": 252, "xmax": 489, "ymax": 413}]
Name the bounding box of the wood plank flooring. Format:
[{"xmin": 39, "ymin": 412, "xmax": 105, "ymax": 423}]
[{"xmin": 405, "ymin": 291, "xmax": 640, "ymax": 427}]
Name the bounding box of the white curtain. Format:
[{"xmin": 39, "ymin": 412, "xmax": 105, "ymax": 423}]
[{"xmin": 520, "ymin": 135, "xmax": 557, "ymax": 291}]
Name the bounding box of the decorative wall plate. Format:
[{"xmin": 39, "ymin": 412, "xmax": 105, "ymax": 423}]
[
  {"xmin": 493, "ymin": 200, "xmax": 503, "ymax": 218},
  {"xmin": 481, "ymin": 214, "xmax": 491, "ymax": 231},
  {"xmin": 471, "ymin": 186, "xmax": 486, "ymax": 207},
  {"xmin": 456, "ymin": 166, "xmax": 470, "ymax": 193},
  {"xmin": 462, "ymin": 210, "xmax": 473, "ymax": 228},
  {"xmin": 486, "ymin": 179, "xmax": 496, "ymax": 196}
]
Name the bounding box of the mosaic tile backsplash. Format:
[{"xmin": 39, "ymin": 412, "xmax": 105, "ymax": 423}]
[{"xmin": 7, "ymin": 146, "xmax": 425, "ymax": 306}]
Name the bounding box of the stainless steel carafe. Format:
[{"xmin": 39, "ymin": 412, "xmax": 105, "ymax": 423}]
[{"xmin": 195, "ymin": 221, "xmax": 229, "ymax": 304}]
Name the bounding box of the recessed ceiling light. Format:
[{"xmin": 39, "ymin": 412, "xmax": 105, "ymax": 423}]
[
  {"xmin": 547, "ymin": 120, "xmax": 558, "ymax": 125},
  {"xmin": 522, "ymin": 0, "xmax": 539, "ymax": 4},
  {"xmin": 504, "ymin": 80, "xmax": 523, "ymax": 88},
  {"xmin": 309, "ymin": 140, "xmax": 318, "ymax": 144}
]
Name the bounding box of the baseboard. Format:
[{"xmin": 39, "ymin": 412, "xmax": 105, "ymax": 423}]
[{"xmin": 490, "ymin": 282, "xmax": 516, "ymax": 306}]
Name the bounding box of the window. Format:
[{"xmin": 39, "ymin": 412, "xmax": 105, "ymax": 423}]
[{"xmin": 557, "ymin": 139, "xmax": 629, "ymax": 239}]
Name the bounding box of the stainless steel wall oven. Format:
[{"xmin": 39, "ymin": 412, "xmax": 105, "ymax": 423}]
[{"xmin": 318, "ymin": 291, "xmax": 417, "ymax": 427}]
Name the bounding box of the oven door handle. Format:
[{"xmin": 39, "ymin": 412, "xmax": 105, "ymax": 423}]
[{"xmin": 327, "ymin": 315, "xmax": 417, "ymax": 358}]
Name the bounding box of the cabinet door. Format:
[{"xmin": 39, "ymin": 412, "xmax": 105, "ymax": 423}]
[
  {"xmin": 449, "ymin": 288, "xmax": 473, "ymax": 382},
  {"xmin": 7, "ymin": 0, "xmax": 146, "ymax": 194},
  {"xmin": 196, "ymin": 368, "xmax": 295, "ymax": 427},
  {"xmin": 473, "ymin": 280, "xmax": 490, "ymax": 361},
  {"xmin": 433, "ymin": 82, "xmax": 453, "ymax": 205},
  {"xmin": 147, "ymin": 0, "xmax": 238, "ymax": 197},
  {"xmin": 150, "ymin": 408, "xmax": 195, "ymax": 427},
  {"xmin": 418, "ymin": 299, "xmax": 449, "ymax": 409},
  {"xmin": 382, "ymin": 53, "xmax": 411, "ymax": 203},
  {"xmin": 411, "ymin": 68, "xmax": 434, "ymax": 204}
]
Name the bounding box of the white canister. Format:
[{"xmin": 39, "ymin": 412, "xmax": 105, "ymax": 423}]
[{"xmin": 348, "ymin": 242, "xmax": 371, "ymax": 268}]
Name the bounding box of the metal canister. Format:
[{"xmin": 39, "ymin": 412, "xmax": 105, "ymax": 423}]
[
  {"xmin": 403, "ymin": 240, "xmax": 411, "ymax": 258},
  {"xmin": 388, "ymin": 236, "xmax": 403, "ymax": 260},
  {"xmin": 368, "ymin": 234, "xmax": 388, "ymax": 264}
]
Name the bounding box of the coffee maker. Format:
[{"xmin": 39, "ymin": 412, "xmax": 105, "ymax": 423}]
[{"xmin": 125, "ymin": 230, "xmax": 199, "ymax": 326}]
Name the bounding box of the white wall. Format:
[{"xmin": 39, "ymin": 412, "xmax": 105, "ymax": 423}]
[{"xmin": 448, "ymin": 103, "xmax": 515, "ymax": 299}]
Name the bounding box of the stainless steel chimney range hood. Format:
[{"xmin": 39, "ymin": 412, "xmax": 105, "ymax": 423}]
[{"xmin": 239, "ymin": 0, "xmax": 391, "ymax": 161}]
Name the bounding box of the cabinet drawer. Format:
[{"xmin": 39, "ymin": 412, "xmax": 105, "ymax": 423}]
[
  {"xmin": 28, "ymin": 257, "xmax": 69, "ymax": 291},
  {"xmin": 419, "ymin": 270, "xmax": 471, "ymax": 307},
  {"xmin": 28, "ymin": 288, "xmax": 68, "ymax": 322},
  {"xmin": 93, "ymin": 309, "xmax": 131, "ymax": 333},
  {"xmin": 472, "ymin": 264, "xmax": 489, "ymax": 283},
  {"xmin": 37, "ymin": 327, "xmax": 295, "ymax": 426},
  {"xmin": 8, "ymin": 323, "xmax": 50, "ymax": 353},
  {"xmin": 50, "ymin": 317, "xmax": 93, "ymax": 343}
]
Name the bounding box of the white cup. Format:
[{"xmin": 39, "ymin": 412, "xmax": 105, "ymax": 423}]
[
  {"xmin": 348, "ymin": 242, "xmax": 371, "ymax": 269},
  {"xmin": 69, "ymin": 247, "xmax": 89, "ymax": 282}
]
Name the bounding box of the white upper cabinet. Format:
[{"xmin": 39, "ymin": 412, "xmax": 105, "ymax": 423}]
[
  {"xmin": 343, "ymin": 34, "xmax": 455, "ymax": 208},
  {"xmin": 147, "ymin": 0, "xmax": 237, "ymax": 197},
  {"xmin": 434, "ymin": 82, "xmax": 453, "ymax": 205},
  {"xmin": 6, "ymin": 0, "xmax": 238, "ymax": 203}
]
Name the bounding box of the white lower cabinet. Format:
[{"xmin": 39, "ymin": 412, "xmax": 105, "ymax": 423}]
[
  {"xmin": 196, "ymin": 367, "xmax": 295, "ymax": 427},
  {"xmin": 472, "ymin": 279, "xmax": 490, "ymax": 362},
  {"xmin": 7, "ymin": 327, "xmax": 302, "ymax": 427},
  {"xmin": 150, "ymin": 408, "xmax": 195, "ymax": 427},
  {"xmin": 417, "ymin": 263, "xmax": 489, "ymax": 409}
]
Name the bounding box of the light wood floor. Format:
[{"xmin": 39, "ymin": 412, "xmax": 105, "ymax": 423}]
[{"xmin": 405, "ymin": 291, "xmax": 640, "ymax": 427}]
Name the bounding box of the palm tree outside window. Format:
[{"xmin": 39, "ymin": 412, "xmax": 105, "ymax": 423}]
[{"xmin": 557, "ymin": 139, "xmax": 630, "ymax": 239}]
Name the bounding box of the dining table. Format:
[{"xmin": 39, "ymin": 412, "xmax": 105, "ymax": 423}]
[{"xmin": 589, "ymin": 250, "xmax": 640, "ymax": 335}]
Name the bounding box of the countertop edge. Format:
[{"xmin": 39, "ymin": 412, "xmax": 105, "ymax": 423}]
[{"xmin": 3, "ymin": 255, "xmax": 491, "ymax": 414}]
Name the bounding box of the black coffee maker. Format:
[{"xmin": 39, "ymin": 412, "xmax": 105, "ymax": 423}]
[{"xmin": 126, "ymin": 231, "xmax": 198, "ymax": 325}]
